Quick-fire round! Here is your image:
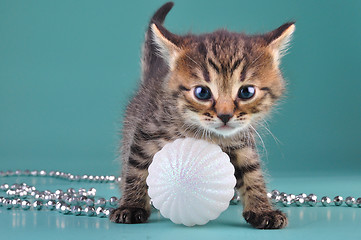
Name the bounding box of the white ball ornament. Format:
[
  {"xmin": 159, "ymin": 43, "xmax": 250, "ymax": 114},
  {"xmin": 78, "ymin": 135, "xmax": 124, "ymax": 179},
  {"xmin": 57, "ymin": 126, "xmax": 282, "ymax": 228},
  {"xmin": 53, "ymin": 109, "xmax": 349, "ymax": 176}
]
[{"xmin": 146, "ymin": 138, "xmax": 236, "ymax": 226}]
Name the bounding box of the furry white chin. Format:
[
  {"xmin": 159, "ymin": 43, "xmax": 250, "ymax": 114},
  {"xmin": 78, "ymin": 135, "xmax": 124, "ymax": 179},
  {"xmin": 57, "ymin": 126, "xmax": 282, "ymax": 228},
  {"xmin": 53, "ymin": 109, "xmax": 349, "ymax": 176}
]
[{"xmin": 211, "ymin": 125, "xmax": 246, "ymax": 137}]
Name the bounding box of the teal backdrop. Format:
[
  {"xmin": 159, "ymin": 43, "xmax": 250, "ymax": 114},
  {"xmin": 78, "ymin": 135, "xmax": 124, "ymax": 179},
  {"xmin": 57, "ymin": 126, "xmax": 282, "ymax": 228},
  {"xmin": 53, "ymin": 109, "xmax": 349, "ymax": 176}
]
[
  {"xmin": 1, "ymin": 0, "xmax": 361, "ymax": 177},
  {"xmin": 1, "ymin": 1, "xmax": 361, "ymax": 240}
]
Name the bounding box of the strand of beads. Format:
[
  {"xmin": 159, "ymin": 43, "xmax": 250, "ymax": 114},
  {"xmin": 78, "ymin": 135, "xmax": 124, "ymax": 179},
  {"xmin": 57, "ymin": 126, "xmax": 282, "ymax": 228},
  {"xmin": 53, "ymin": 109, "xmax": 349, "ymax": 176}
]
[
  {"xmin": 0, "ymin": 180, "xmax": 120, "ymax": 218},
  {"xmin": 268, "ymin": 190, "xmax": 361, "ymax": 208},
  {"xmin": 0, "ymin": 170, "xmax": 121, "ymax": 183}
]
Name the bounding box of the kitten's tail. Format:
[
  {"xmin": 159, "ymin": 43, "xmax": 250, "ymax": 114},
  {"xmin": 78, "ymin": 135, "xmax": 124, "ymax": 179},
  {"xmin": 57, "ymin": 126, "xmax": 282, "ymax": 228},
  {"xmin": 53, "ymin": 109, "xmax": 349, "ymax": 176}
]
[{"xmin": 141, "ymin": 2, "xmax": 174, "ymax": 83}]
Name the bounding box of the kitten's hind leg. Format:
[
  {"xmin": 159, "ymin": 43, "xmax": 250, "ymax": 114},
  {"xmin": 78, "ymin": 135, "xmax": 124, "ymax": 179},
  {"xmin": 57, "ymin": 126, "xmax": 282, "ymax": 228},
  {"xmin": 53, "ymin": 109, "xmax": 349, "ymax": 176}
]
[{"xmin": 109, "ymin": 169, "xmax": 151, "ymax": 224}]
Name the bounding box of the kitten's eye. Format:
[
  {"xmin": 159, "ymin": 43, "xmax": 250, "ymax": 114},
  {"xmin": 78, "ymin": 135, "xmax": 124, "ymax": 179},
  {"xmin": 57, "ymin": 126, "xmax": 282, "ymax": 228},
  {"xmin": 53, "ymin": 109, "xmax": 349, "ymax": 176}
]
[
  {"xmin": 194, "ymin": 86, "xmax": 212, "ymax": 100},
  {"xmin": 238, "ymin": 86, "xmax": 255, "ymax": 100}
]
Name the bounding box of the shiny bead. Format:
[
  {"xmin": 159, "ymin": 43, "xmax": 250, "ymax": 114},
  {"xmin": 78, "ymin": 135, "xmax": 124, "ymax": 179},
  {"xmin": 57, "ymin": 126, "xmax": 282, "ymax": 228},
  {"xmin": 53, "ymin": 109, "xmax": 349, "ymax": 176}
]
[
  {"xmin": 69, "ymin": 197, "xmax": 79, "ymax": 205},
  {"xmin": 39, "ymin": 170, "xmax": 47, "ymax": 176},
  {"xmin": 103, "ymin": 208, "xmax": 110, "ymax": 217},
  {"xmin": 81, "ymin": 175, "xmax": 89, "ymax": 181},
  {"xmin": 231, "ymin": 189, "xmax": 241, "ymax": 204},
  {"xmin": 109, "ymin": 197, "xmax": 119, "ymax": 207},
  {"xmin": 64, "ymin": 196, "xmax": 71, "ymax": 204},
  {"xmin": 34, "ymin": 193, "xmax": 44, "ymax": 200},
  {"xmin": 33, "ymin": 200, "xmax": 43, "ymax": 210},
  {"xmin": 295, "ymin": 196, "xmax": 305, "ymax": 206},
  {"xmin": 67, "ymin": 188, "xmax": 76, "ymax": 195},
  {"xmin": 71, "ymin": 206, "xmax": 82, "ymax": 216},
  {"xmin": 281, "ymin": 195, "xmax": 292, "ymax": 206},
  {"xmin": 87, "ymin": 188, "xmax": 96, "ymax": 196},
  {"xmin": 79, "ymin": 196, "xmax": 88, "ymax": 204},
  {"xmin": 307, "ymin": 194, "xmax": 318, "ymax": 206},
  {"xmin": 60, "ymin": 204, "xmax": 71, "ymax": 214},
  {"xmin": 28, "ymin": 186, "xmax": 36, "ymax": 193},
  {"xmin": 279, "ymin": 192, "xmax": 287, "ymax": 198},
  {"xmin": 19, "ymin": 191, "xmax": 28, "ymax": 199},
  {"xmin": 84, "ymin": 206, "xmax": 95, "ymax": 216},
  {"xmin": 6, "ymin": 189, "xmax": 16, "ymax": 196},
  {"xmin": 96, "ymin": 207, "xmax": 106, "ymax": 217},
  {"xmin": 21, "ymin": 200, "xmax": 31, "ymax": 210},
  {"xmin": 95, "ymin": 198, "xmax": 106, "ymax": 207},
  {"xmin": 321, "ymin": 196, "xmax": 332, "ymax": 206},
  {"xmin": 108, "ymin": 208, "xmax": 115, "ymax": 215},
  {"xmin": 11, "ymin": 183, "xmax": 20, "ymax": 190},
  {"xmin": 266, "ymin": 192, "xmax": 272, "ymax": 199},
  {"xmin": 78, "ymin": 188, "xmax": 87, "ymax": 196},
  {"xmin": 345, "ymin": 196, "xmax": 355, "ymax": 207},
  {"xmin": 104, "ymin": 176, "xmax": 110, "ymax": 183},
  {"xmin": 271, "ymin": 189, "xmax": 280, "ymax": 196},
  {"xmin": 43, "ymin": 194, "xmax": 53, "ymax": 201},
  {"xmin": 0, "ymin": 196, "xmax": 4, "ymax": 206},
  {"xmin": 270, "ymin": 189, "xmax": 281, "ymax": 202},
  {"xmin": 55, "ymin": 189, "xmax": 63, "ymax": 195},
  {"xmin": 334, "ymin": 196, "xmax": 344, "ymax": 206},
  {"xmin": 88, "ymin": 175, "xmax": 94, "ymax": 181},
  {"xmin": 298, "ymin": 193, "xmax": 307, "ymax": 199},
  {"xmin": 356, "ymin": 198, "xmax": 361, "ymax": 208},
  {"xmin": 43, "ymin": 190, "xmax": 52, "ymax": 196},
  {"xmin": 46, "ymin": 200, "xmax": 57, "ymax": 210},
  {"xmin": 54, "ymin": 190, "xmax": 64, "ymax": 199},
  {"xmin": 1, "ymin": 183, "xmax": 10, "ymax": 191},
  {"xmin": 56, "ymin": 201, "xmax": 64, "ymax": 212},
  {"xmin": 108, "ymin": 176, "xmax": 116, "ymax": 182},
  {"xmin": 116, "ymin": 177, "xmax": 122, "ymax": 182},
  {"xmin": 11, "ymin": 198, "xmax": 21, "ymax": 208},
  {"xmin": 30, "ymin": 170, "xmax": 38, "ymax": 176},
  {"xmin": 31, "ymin": 190, "xmax": 40, "ymax": 197},
  {"xmin": 86, "ymin": 198, "xmax": 94, "ymax": 206},
  {"xmin": 23, "ymin": 170, "xmax": 30, "ymax": 176}
]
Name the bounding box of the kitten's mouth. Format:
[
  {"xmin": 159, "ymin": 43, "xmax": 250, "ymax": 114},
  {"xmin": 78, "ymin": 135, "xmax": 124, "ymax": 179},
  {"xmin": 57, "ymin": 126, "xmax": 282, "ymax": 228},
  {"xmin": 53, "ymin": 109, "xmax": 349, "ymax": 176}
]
[{"xmin": 215, "ymin": 125, "xmax": 234, "ymax": 130}]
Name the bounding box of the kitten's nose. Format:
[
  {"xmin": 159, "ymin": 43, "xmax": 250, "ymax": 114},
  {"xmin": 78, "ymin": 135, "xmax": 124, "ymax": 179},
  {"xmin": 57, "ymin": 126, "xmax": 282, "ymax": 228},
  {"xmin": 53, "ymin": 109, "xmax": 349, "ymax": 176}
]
[{"xmin": 218, "ymin": 114, "xmax": 232, "ymax": 124}]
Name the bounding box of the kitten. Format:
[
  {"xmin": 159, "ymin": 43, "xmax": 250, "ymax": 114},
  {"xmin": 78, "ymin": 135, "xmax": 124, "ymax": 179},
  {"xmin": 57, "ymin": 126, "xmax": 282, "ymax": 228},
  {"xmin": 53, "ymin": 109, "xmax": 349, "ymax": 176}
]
[{"xmin": 110, "ymin": 2, "xmax": 294, "ymax": 229}]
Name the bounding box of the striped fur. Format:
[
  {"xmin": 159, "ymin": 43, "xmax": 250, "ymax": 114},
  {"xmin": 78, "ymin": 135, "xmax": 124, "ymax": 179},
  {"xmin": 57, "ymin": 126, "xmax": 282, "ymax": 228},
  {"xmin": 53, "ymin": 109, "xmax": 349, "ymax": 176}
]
[{"xmin": 110, "ymin": 2, "xmax": 294, "ymax": 229}]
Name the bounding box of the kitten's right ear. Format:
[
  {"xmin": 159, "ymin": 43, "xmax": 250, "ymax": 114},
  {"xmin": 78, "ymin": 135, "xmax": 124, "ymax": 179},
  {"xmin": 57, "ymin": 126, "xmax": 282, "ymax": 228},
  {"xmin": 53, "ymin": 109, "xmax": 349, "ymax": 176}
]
[{"xmin": 151, "ymin": 22, "xmax": 182, "ymax": 70}]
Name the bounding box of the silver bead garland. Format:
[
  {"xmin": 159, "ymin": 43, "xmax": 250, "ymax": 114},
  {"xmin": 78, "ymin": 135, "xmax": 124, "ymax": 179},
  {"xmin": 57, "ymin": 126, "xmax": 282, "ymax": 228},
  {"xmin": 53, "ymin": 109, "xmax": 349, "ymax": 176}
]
[
  {"xmin": 0, "ymin": 169, "xmax": 121, "ymax": 218},
  {"xmin": 267, "ymin": 190, "xmax": 361, "ymax": 208},
  {"xmin": 1, "ymin": 169, "xmax": 361, "ymax": 220}
]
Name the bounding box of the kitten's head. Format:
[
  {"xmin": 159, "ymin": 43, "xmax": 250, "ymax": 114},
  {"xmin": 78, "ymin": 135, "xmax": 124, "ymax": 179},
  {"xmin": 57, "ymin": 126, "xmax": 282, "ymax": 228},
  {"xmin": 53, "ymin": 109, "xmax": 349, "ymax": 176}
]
[{"xmin": 152, "ymin": 20, "xmax": 294, "ymax": 138}]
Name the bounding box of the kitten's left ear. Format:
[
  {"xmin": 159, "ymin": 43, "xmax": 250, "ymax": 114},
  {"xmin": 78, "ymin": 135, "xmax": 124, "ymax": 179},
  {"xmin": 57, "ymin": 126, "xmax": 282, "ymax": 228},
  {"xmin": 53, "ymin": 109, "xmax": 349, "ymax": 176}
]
[
  {"xmin": 151, "ymin": 22, "xmax": 183, "ymax": 70},
  {"xmin": 263, "ymin": 22, "xmax": 295, "ymax": 65}
]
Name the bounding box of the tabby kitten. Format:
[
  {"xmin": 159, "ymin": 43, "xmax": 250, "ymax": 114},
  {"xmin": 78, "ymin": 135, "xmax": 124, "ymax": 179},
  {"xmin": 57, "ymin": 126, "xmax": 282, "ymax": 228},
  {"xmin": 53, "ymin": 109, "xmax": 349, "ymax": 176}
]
[{"xmin": 110, "ymin": 2, "xmax": 295, "ymax": 229}]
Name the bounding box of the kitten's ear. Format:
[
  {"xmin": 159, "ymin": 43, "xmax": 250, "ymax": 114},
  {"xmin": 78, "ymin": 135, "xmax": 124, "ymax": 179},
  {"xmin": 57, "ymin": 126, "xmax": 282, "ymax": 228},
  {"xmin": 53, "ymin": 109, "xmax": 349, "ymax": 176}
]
[
  {"xmin": 263, "ymin": 22, "xmax": 295, "ymax": 65},
  {"xmin": 151, "ymin": 22, "xmax": 182, "ymax": 70}
]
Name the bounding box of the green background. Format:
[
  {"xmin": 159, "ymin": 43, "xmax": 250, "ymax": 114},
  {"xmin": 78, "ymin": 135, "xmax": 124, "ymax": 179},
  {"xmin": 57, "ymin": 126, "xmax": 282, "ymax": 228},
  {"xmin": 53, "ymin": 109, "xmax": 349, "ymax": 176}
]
[
  {"xmin": 1, "ymin": 0, "xmax": 361, "ymax": 239},
  {"xmin": 1, "ymin": 0, "xmax": 360, "ymax": 176}
]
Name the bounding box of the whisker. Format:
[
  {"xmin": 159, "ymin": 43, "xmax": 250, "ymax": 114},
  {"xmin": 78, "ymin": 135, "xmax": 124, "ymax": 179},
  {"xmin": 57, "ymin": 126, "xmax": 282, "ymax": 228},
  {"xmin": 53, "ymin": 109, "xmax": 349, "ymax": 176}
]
[
  {"xmin": 250, "ymin": 124, "xmax": 268, "ymax": 160},
  {"xmin": 185, "ymin": 54, "xmax": 201, "ymax": 68},
  {"xmin": 259, "ymin": 120, "xmax": 282, "ymax": 145}
]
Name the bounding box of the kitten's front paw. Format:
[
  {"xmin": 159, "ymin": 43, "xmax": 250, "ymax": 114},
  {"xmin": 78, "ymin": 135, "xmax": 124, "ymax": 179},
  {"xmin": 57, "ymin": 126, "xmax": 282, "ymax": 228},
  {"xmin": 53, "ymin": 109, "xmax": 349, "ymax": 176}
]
[
  {"xmin": 110, "ymin": 206, "xmax": 149, "ymax": 224},
  {"xmin": 243, "ymin": 209, "xmax": 288, "ymax": 229}
]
